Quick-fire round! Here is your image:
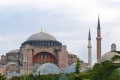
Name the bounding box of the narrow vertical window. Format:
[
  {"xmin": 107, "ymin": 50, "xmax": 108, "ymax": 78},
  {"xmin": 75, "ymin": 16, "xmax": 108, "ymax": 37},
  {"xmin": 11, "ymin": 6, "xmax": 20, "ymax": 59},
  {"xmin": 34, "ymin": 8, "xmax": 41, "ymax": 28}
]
[
  {"xmin": 41, "ymin": 55, "xmax": 43, "ymax": 58},
  {"xmin": 12, "ymin": 65, "xmax": 14, "ymax": 71},
  {"xmin": 45, "ymin": 55, "xmax": 47, "ymax": 59},
  {"xmin": 7, "ymin": 67, "xmax": 10, "ymax": 71}
]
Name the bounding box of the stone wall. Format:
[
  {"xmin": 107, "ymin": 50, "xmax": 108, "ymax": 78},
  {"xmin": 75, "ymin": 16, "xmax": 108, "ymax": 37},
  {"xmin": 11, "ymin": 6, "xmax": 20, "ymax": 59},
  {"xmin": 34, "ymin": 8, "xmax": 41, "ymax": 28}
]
[
  {"xmin": 20, "ymin": 67, "xmax": 33, "ymax": 75},
  {"xmin": 58, "ymin": 45, "xmax": 68, "ymax": 69},
  {"xmin": 0, "ymin": 66, "xmax": 6, "ymax": 75}
]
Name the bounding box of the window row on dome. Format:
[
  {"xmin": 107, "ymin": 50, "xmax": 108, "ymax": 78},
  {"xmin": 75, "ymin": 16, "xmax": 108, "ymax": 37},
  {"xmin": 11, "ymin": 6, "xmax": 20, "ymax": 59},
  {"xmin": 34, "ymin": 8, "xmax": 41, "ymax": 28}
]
[
  {"xmin": 6, "ymin": 53, "xmax": 19, "ymax": 56},
  {"xmin": 68, "ymin": 54, "xmax": 77, "ymax": 58},
  {"xmin": 21, "ymin": 40, "xmax": 62, "ymax": 46},
  {"xmin": 35, "ymin": 60, "xmax": 56, "ymax": 64},
  {"xmin": 35, "ymin": 55, "xmax": 53, "ymax": 59}
]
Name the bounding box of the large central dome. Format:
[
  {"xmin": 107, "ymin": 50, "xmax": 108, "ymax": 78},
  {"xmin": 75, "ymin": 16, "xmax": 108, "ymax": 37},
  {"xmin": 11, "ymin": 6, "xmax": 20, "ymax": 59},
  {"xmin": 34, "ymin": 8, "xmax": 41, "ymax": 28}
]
[
  {"xmin": 21, "ymin": 32, "xmax": 62, "ymax": 47},
  {"xmin": 27, "ymin": 32, "xmax": 57, "ymax": 41}
]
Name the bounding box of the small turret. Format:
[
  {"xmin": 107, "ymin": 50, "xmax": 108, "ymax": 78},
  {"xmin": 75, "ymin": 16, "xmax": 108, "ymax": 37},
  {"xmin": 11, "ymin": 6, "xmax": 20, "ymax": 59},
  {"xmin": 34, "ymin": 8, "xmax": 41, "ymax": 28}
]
[
  {"xmin": 111, "ymin": 43, "xmax": 116, "ymax": 51},
  {"xmin": 1, "ymin": 55, "xmax": 6, "ymax": 60}
]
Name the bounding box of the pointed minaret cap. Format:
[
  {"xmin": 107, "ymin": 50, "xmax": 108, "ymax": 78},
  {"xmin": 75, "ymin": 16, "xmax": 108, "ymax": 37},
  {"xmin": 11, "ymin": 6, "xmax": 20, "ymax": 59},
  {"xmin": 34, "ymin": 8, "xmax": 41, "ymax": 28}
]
[
  {"xmin": 40, "ymin": 27, "xmax": 43, "ymax": 33},
  {"xmin": 88, "ymin": 28, "xmax": 91, "ymax": 40},
  {"xmin": 97, "ymin": 14, "xmax": 101, "ymax": 30}
]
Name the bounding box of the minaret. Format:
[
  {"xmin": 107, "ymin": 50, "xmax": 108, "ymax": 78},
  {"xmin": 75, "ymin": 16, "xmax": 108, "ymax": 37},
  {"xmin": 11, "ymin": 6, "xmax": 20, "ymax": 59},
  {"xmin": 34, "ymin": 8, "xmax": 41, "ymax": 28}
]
[
  {"xmin": 96, "ymin": 15, "xmax": 102, "ymax": 62},
  {"xmin": 88, "ymin": 28, "xmax": 92, "ymax": 67}
]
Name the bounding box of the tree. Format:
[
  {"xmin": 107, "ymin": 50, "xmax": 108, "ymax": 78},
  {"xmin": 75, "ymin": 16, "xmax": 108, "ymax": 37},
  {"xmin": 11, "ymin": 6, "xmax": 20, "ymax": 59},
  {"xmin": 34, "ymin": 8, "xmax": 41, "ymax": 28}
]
[
  {"xmin": 0, "ymin": 73, "xmax": 6, "ymax": 80},
  {"xmin": 59, "ymin": 74, "xmax": 66, "ymax": 80},
  {"xmin": 108, "ymin": 69, "xmax": 120, "ymax": 80},
  {"xmin": 75, "ymin": 58, "xmax": 80, "ymax": 74},
  {"xmin": 10, "ymin": 76, "xmax": 20, "ymax": 80},
  {"xmin": 89, "ymin": 60, "xmax": 120, "ymax": 80}
]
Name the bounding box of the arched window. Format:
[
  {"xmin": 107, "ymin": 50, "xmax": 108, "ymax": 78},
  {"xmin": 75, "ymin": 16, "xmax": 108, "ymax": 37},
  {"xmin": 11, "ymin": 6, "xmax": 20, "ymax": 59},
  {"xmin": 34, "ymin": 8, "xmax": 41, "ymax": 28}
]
[
  {"xmin": 16, "ymin": 67, "xmax": 18, "ymax": 71},
  {"xmin": 39, "ymin": 41, "xmax": 41, "ymax": 45},
  {"xmin": 25, "ymin": 51, "xmax": 26, "ymax": 56},
  {"xmin": 41, "ymin": 41, "xmax": 43, "ymax": 46},
  {"xmin": 37, "ymin": 41, "xmax": 39, "ymax": 45},
  {"xmin": 12, "ymin": 65, "xmax": 14, "ymax": 71},
  {"xmin": 41, "ymin": 55, "xmax": 43, "ymax": 58},
  {"xmin": 45, "ymin": 41, "xmax": 47, "ymax": 46},
  {"xmin": 45, "ymin": 55, "xmax": 47, "ymax": 59},
  {"xmin": 36, "ymin": 56, "xmax": 37, "ymax": 59},
  {"xmin": 38, "ymin": 41, "xmax": 40, "ymax": 45},
  {"xmin": 43, "ymin": 41, "xmax": 44, "ymax": 46},
  {"xmin": 7, "ymin": 67, "xmax": 10, "ymax": 71},
  {"xmin": 31, "ymin": 41, "xmax": 33, "ymax": 45},
  {"xmin": 46, "ymin": 55, "xmax": 48, "ymax": 58},
  {"xmin": 14, "ymin": 55, "xmax": 16, "ymax": 58},
  {"xmin": 51, "ymin": 42, "xmax": 53, "ymax": 46},
  {"xmin": 43, "ymin": 55, "xmax": 45, "ymax": 58}
]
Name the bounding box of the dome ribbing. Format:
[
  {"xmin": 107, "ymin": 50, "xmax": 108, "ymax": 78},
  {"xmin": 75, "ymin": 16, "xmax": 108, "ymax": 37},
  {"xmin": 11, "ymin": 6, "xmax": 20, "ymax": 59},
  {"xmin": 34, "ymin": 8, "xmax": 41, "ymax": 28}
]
[
  {"xmin": 27, "ymin": 33, "xmax": 57, "ymax": 41},
  {"xmin": 35, "ymin": 63, "xmax": 61, "ymax": 75}
]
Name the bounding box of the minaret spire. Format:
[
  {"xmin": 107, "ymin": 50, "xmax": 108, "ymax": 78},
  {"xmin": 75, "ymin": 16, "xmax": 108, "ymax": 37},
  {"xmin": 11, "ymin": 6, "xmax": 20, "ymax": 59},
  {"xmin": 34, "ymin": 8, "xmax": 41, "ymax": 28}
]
[
  {"xmin": 97, "ymin": 15, "xmax": 101, "ymax": 30},
  {"xmin": 88, "ymin": 28, "xmax": 92, "ymax": 67},
  {"xmin": 88, "ymin": 28, "xmax": 91, "ymax": 40},
  {"xmin": 96, "ymin": 15, "xmax": 102, "ymax": 62}
]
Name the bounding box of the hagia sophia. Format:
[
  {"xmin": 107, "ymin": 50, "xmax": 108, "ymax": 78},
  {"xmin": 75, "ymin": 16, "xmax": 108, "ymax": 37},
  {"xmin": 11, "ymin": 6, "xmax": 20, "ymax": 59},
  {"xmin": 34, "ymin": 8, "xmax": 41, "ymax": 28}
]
[{"xmin": 0, "ymin": 16, "xmax": 119, "ymax": 78}]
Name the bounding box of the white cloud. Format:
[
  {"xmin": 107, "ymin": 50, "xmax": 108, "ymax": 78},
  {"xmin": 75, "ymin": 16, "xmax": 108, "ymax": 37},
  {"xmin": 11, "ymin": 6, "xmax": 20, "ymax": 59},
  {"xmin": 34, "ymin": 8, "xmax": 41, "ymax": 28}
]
[{"xmin": 1, "ymin": 0, "xmax": 120, "ymax": 23}]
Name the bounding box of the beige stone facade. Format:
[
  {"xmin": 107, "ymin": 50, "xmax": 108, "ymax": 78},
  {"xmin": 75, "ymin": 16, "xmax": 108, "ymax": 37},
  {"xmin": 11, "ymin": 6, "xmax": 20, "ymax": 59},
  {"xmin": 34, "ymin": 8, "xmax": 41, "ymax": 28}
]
[{"xmin": 68, "ymin": 53, "xmax": 77, "ymax": 66}]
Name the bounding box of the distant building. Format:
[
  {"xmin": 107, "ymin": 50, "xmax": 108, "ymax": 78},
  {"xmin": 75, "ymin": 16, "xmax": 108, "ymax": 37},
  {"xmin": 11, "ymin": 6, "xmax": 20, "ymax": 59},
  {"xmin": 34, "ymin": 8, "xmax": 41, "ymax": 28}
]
[
  {"xmin": 96, "ymin": 16, "xmax": 120, "ymax": 64},
  {"xmin": 98, "ymin": 43, "xmax": 120, "ymax": 63},
  {"xmin": 68, "ymin": 53, "xmax": 77, "ymax": 66}
]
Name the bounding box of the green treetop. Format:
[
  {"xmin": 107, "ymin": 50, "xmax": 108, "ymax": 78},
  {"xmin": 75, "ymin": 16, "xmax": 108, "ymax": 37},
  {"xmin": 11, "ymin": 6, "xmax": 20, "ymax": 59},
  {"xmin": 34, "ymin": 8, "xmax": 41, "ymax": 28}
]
[{"xmin": 75, "ymin": 57, "xmax": 81, "ymax": 74}]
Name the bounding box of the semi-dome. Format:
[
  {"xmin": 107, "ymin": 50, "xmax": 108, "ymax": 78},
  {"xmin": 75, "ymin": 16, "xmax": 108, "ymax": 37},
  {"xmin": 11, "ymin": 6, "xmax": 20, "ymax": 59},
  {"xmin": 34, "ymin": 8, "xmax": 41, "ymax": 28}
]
[
  {"xmin": 71, "ymin": 63, "xmax": 77, "ymax": 66},
  {"xmin": 8, "ymin": 49, "xmax": 20, "ymax": 53},
  {"xmin": 27, "ymin": 32, "xmax": 57, "ymax": 41},
  {"xmin": 98, "ymin": 51, "xmax": 120, "ymax": 63},
  {"xmin": 35, "ymin": 63, "xmax": 61, "ymax": 75},
  {"xmin": 63, "ymin": 66, "xmax": 75, "ymax": 74},
  {"xmin": 63, "ymin": 65, "xmax": 81, "ymax": 74},
  {"xmin": 6, "ymin": 62, "xmax": 19, "ymax": 67}
]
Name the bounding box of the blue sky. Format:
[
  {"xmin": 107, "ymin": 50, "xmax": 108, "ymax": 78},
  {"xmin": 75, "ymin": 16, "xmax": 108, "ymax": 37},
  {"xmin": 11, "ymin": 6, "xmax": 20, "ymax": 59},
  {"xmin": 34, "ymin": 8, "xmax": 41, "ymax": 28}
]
[{"xmin": 0, "ymin": 0, "xmax": 120, "ymax": 65}]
